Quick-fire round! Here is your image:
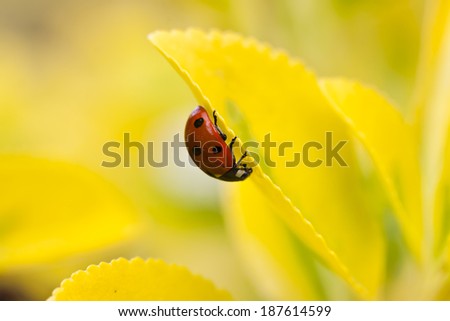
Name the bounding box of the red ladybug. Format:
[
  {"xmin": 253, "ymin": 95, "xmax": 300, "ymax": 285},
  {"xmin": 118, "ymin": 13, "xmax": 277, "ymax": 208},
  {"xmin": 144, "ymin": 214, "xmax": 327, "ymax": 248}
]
[{"xmin": 185, "ymin": 106, "xmax": 252, "ymax": 181}]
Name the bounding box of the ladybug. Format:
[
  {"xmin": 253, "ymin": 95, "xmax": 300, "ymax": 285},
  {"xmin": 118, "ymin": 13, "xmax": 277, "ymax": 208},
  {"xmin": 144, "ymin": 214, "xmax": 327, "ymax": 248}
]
[{"xmin": 185, "ymin": 106, "xmax": 252, "ymax": 181}]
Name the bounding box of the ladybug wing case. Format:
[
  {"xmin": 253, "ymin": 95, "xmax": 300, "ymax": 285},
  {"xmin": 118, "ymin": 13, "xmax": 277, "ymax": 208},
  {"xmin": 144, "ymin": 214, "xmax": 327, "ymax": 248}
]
[{"xmin": 185, "ymin": 106, "xmax": 234, "ymax": 178}]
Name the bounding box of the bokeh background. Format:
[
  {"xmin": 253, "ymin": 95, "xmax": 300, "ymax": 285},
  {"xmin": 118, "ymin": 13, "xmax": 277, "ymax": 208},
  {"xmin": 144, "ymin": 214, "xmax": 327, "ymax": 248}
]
[{"xmin": 0, "ymin": 0, "xmax": 424, "ymax": 300}]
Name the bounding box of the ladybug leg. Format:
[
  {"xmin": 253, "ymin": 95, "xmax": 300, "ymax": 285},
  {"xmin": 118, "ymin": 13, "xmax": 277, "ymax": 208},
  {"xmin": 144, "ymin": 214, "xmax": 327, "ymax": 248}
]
[
  {"xmin": 213, "ymin": 110, "xmax": 227, "ymax": 141},
  {"xmin": 231, "ymin": 138, "xmax": 250, "ymax": 168},
  {"xmin": 213, "ymin": 110, "xmax": 218, "ymax": 125},
  {"xmin": 235, "ymin": 151, "xmax": 248, "ymax": 166},
  {"xmin": 229, "ymin": 136, "xmax": 237, "ymax": 150}
]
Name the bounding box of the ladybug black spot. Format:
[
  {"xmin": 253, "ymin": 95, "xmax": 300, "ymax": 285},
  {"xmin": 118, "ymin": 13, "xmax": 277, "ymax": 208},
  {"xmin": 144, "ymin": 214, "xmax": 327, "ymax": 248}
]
[
  {"xmin": 211, "ymin": 145, "xmax": 223, "ymax": 154},
  {"xmin": 194, "ymin": 118, "xmax": 204, "ymax": 128},
  {"xmin": 193, "ymin": 146, "xmax": 202, "ymax": 156}
]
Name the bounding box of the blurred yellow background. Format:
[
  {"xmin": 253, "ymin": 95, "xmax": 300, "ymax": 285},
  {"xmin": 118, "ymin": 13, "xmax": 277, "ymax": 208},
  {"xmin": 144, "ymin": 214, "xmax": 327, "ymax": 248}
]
[{"xmin": 0, "ymin": 0, "xmax": 424, "ymax": 300}]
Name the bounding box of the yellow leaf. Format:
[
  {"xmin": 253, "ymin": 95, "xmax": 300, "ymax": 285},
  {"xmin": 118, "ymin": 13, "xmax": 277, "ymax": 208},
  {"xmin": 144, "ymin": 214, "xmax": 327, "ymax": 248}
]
[
  {"xmin": 413, "ymin": 0, "xmax": 450, "ymax": 253},
  {"xmin": 438, "ymin": 139, "xmax": 450, "ymax": 251},
  {"xmin": 149, "ymin": 30, "xmax": 385, "ymax": 298},
  {"xmin": 224, "ymin": 181, "xmax": 326, "ymax": 300},
  {"xmin": 0, "ymin": 156, "xmax": 143, "ymax": 269},
  {"xmin": 49, "ymin": 257, "xmax": 231, "ymax": 300},
  {"xmin": 319, "ymin": 79, "xmax": 423, "ymax": 261}
]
